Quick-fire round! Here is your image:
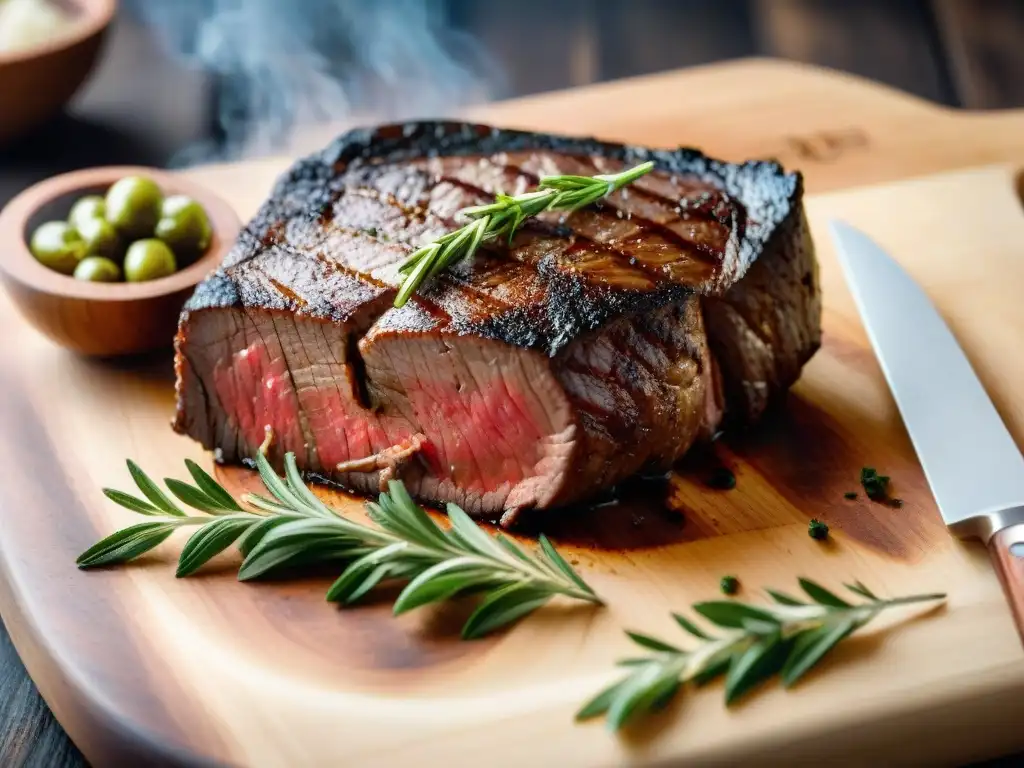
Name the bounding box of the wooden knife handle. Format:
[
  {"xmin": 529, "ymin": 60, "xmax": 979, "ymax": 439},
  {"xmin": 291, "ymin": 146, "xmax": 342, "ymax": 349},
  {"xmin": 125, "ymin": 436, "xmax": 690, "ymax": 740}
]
[{"xmin": 988, "ymin": 523, "xmax": 1024, "ymax": 638}]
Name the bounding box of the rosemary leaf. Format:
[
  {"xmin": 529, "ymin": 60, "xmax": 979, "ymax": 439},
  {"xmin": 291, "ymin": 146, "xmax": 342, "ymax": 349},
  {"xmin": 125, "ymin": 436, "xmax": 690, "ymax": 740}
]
[
  {"xmin": 244, "ymin": 493, "xmax": 297, "ymax": 516},
  {"xmin": 576, "ymin": 676, "xmax": 633, "ymax": 721},
  {"xmin": 127, "ymin": 460, "xmax": 185, "ymax": 517},
  {"xmin": 845, "ymin": 580, "xmax": 879, "ymax": 601},
  {"xmin": 692, "ymin": 601, "xmax": 779, "ymax": 630},
  {"xmin": 798, "ymin": 577, "xmax": 851, "ymax": 608},
  {"xmin": 80, "ymin": 451, "xmax": 602, "ymax": 640},
  {"xmin": 283, "ymin": 453, "xmax": 336, "ymax": 518},
  {"xmin": 345, "ymin": 562, "xmax": 415, "ymax": 604},
  {"xmin": 77, "ymin": 521, "xmax": 181, "ymax": 568},
  {"xmin": 723, "ymin": 632, "xmax": 790, "ymax": 705},
  {"xmin": 164, "ymin": 478, "xmax": 234, "ymax": 515},
  {"xmin": 381, "ymin": 480, "xmax": 451, "ymax": 549},
  {"xmin": 237, "ymin": 516, "xmax": 300, "ymax": 558},
  {"xmin": 765, "ymin": 588, "xmax": 807, "ymax": 606},
  {"xmin": 461, "ymin": 583, "xmax": 554, "ymax": 640},
  {"xmin": 780, "ymin": 617, "xmax": 859, "ymax": 687},
  {"xmin": 671, "ymin": 612, "xmax": 712, "ymax": 640},
  {"xmin": 176, "ymin": 516, "xmax": 254, "ymax": 577},
  {"xmin": 495, "ymin": 533, "xmax": 533, "ymax": 563},
  {"xmin": 325, "ymin": 544, "xmax": 416, "ymax": 604},
  {"xmin": 237, "ymin": 518, "xmax": 366, "ymax": 581},
  {"xmin": 605, "ymin": 658, "xmax": 684, "ymax": 730},
  {"xmin": 626, "ymin": 631, "xmax": 682, "ymax": 654},
  {"xmin": 394, "ymin": 161, "xmax": 655, "ymax": 306},
  {"xmin": 692, "ymin": 651, "xmax": 733, "ymax": 686},
  {"xmin": 445, "ymin": 503, "xmax": 508, "ymax": 560},
  {"xmin": 102, "ymin": 488, "xmax": 161, "ymax": 516},
  {"xmin": 539, "ymin": 534, "xmax": 594, "ymax": 595},
  {"xmin": 741, "ymin": 616, "xmax": 783, "ymax": 636},
  {"xmin": 393, "ymin": 557, "xmax": 500, "ymax": 614},
  {"xmin": 579, "ymin": 578, "xmax": 945, "ymax": 729},
  {"xmin": 185, "ymin": 459, "xmax": 243, "ymax": 511},
  {"xmin": 254, "ymin": 449, "xmax": 307, "ymax": 512}
]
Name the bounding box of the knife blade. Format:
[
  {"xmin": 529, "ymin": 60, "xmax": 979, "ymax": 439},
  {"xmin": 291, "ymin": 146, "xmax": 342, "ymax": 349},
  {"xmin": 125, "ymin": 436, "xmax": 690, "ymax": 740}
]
[{"xmin": 830, "ymin": 220, "xmax": 1024, "ymax": 634}]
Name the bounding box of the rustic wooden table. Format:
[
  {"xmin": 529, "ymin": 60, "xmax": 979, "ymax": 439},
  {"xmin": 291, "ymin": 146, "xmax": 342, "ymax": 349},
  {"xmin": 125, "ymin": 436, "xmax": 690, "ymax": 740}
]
[{"xmin": 0, "ymin": 1, "xmax": 1022, "ymax": 764}]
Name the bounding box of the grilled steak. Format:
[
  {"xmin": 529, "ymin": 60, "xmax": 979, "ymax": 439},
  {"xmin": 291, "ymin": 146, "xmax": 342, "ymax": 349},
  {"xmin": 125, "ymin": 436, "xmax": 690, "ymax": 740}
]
[{"xmin": 173, "ymin": 122, "xmax": 820, "ymax": 524}]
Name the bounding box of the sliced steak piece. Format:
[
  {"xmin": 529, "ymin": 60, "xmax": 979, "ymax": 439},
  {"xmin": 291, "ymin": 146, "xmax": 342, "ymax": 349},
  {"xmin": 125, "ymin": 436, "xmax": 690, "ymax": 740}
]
[
  {"xmin": 353, "ymin": 295, "xmax": 711, "ymax": 522},
  {"xmin": 173, "ymin": 121, "xmax": 819, "ymax": 522}
]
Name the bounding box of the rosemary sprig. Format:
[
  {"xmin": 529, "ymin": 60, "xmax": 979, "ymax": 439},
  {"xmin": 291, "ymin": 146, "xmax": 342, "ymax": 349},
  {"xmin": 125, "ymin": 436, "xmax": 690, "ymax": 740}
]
[
  {"xmin": 577, "ymin": 578, "xmax": 945, "ymax": 730},
  {"xmin": 78, "ymin": 451, "xmax": 602, "ymax": 639},
  {"xmin": 394, "ymin": 160, "xmax": 655, "ymax": 307}
]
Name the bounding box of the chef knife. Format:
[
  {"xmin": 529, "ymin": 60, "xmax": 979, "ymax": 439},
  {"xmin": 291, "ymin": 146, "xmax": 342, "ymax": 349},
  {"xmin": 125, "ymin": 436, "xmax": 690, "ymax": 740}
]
[{"xmin": 830, "ymin": 220, "xmax": 1024, "ymax": 637}]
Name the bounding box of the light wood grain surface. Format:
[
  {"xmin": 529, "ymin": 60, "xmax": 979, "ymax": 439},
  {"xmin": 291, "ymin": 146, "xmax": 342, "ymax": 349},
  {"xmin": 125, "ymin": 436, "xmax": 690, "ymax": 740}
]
[{"xmin": 1, "ymin": 59, "xmax": 1024, "ymax": 766}]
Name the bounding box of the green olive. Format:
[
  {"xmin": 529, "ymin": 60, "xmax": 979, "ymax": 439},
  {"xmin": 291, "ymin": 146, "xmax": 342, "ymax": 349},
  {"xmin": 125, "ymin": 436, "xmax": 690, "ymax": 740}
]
[
  {"xmin": 105, "ymin": 175, "xmax": 163, "ymax": 238},
  {"xmin": 67, "ymin": 195, "xmax": 106, "ymax": 231},
  {"xmin": 155, "ymin": 195, "xmax": 212, "ymax": 257},
  {"xmin": 73, "ymin": 256, "xmax": 121, "ymax": 283},
  {"xmin": 76, "ymin": 216, "xmax": 121, "ymax": 259},
  {"xmin": 29, "ymin": 221, "xmax": 87, "ymax": 275},
  {"xmin": 124, "ymin": 239, "xmax": 177, "ymax": 282}
]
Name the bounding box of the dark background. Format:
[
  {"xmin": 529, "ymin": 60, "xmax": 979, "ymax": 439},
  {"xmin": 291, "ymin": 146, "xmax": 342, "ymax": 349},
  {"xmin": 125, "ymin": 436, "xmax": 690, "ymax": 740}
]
[
  {"xmin": 1, "ymin": 0, "xmax": 1023, "ymax": 764},
  {"xmin": 3, "ymin": 0, "xmax": 1024, "ymax": 209}
]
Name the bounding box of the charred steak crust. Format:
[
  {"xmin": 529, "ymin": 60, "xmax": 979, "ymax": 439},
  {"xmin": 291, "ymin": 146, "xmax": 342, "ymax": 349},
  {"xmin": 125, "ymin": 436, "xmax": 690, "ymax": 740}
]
[
  {"xmin": 173, "ymin": 121, "xmax": 819, "ymax": 521},
  {"xmin": 185, "ymin": 121, "xmax": 799, "ymax": 354}
]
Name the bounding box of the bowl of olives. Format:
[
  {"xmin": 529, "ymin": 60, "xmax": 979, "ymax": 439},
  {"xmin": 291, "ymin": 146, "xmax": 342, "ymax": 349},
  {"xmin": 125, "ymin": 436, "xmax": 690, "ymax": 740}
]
[{"xmin": 0, "ymin": 166, "xmax": 240, "ymax": 356}]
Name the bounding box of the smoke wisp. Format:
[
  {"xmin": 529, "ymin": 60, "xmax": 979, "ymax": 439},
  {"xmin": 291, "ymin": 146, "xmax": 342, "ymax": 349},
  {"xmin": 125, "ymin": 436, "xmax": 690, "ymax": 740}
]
[{"xmin": 128, "ymin": 0, "xmax": 504, "ymax": 165}]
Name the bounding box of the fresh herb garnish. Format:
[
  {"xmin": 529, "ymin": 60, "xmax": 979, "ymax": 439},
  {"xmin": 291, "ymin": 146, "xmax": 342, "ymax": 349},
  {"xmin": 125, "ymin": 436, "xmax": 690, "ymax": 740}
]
[
  {"xmin": 394, "ymin": 161, "xmax": 655, "ymax": 307},
  {"xmin": 576, "ymin": 578, "xmax": 944, "ymax": 730},
  {"xmin": 860, "ymin": 467, "xmax": 890, "ymax": 501},
  {"xmin": 706, "ymin": 467, "xmax": 736, "ymax": 490},
  {"xmin": 720, "ymin": 575, "xmax": 739, "ymax": 595},
  {"xmin": 844, "ymin": 491, "xmax": 857, "ymax": 500},
  {"xmin": 79, "ymin": 451, "xmax": 602, "ymax": 639},
  {"xmin": 808, "ymin": 519, "xmax": 829, "ymax": 540}
]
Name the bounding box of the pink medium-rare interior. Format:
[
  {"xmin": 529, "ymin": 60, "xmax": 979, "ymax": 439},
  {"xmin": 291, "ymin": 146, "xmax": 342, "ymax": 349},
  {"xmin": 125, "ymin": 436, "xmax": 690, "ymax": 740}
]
[{"xmin": 187, "ymin": 305, "xmax": 578, "ymax": 515}]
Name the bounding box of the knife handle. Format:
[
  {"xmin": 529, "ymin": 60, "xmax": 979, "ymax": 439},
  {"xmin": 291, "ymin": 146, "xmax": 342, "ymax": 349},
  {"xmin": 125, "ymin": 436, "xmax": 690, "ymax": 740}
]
[{"xmin": 989, "ymin": 524, "xmax": 1024, "ymax": 637}]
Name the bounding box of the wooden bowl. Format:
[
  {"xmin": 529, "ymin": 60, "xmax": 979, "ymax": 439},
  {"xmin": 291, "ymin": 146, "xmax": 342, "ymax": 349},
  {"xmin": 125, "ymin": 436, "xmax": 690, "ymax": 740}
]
[
  {"xmin": 0, "ymin": 166, "xmax": 240, "ymax": 357},
  {"xmin": 0, "ymin": 0, "xmax": 116, "ymax": 143}
]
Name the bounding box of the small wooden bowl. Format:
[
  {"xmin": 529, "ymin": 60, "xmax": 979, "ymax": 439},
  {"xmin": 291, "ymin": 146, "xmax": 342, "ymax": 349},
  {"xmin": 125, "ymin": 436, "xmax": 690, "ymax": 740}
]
[
  {"xmin": 0, "ymin": 0, "xmax": 116, "ymax": 143},
  {"xmin": 0, "ymin": 166, "xmax": 240, "ymax": 357}
]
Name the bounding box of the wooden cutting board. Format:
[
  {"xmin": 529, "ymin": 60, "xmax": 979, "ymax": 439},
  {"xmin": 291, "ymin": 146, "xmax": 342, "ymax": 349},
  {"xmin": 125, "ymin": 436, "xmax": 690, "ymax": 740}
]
[{"xmin": 2, "ymin": 60, "xmax": 1024, "ymax": 767}]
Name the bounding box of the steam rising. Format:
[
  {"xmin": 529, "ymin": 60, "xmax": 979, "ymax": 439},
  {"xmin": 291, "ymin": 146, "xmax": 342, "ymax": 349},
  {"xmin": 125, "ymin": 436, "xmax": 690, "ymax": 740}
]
[{"xmin": 130, "ymin": 0, "xmax": 503, "ymax": 165}]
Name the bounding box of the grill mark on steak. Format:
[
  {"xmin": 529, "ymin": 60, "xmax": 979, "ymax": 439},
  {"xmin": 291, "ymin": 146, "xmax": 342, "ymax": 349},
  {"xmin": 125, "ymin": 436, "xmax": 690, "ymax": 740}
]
[
  {"xmin": 311, "ymin": 248, "xmax": 398, "ymax": 292},
  {"xmin": 266, "ymin": 277, "xmax": 307, "ymax": 308},
  {"xmin": 421, "ymin": 153, "xmax": 730, "ymax": 293},
  {"xmin": 346, "ymin": 185, "xmax": 427, "ymax": 221},
  {"xmin": 174, "ymin": 121, "xmax": 819, "ymax": 521},
  {"xmin": 280, "ymin": 157, "xmax": 710, "ymax": 351},
  {"xmin": 316, "ymin": 180, "xmax": 568, "ymax": 327},
  {"xmin": 429, "ymin": 175, "xmax": 507, "ymax": 204},
  {"xmin": 506, "ymin": 151, "xmax": 736, "ymax": 249},
  {"xmin": 548, "ymin": 299, "xmax": 708, "ymax": 493}
]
